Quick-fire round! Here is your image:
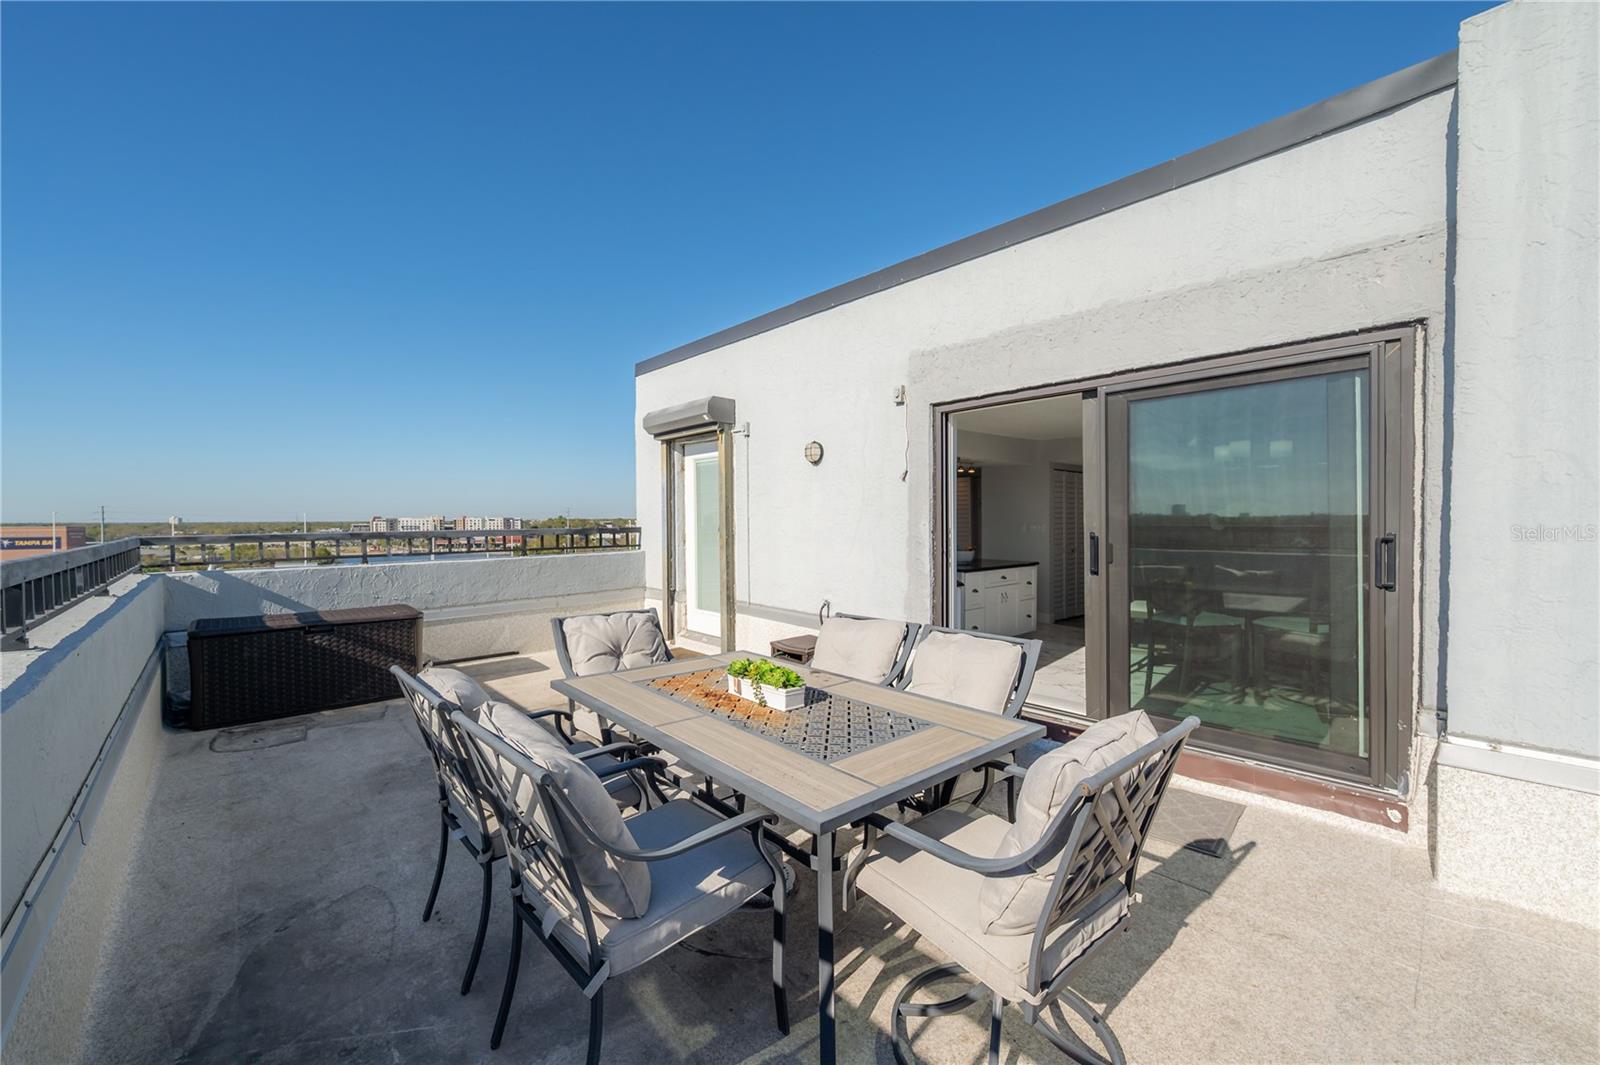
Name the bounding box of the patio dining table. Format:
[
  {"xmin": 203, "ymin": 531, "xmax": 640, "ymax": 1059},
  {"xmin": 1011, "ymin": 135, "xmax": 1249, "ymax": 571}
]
[{"xmin": 552, "ymin": 651, "xmax": 1045, "ymax": 1064}]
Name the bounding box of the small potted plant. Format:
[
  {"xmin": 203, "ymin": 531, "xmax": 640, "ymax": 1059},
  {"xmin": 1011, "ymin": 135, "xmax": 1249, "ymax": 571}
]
[
  {"xmin": 725, "ymin": 658, "xmax": 755, "ymax": 699},
  {"xmin": 751, "ymin": 660, "xmax": 807, "ymax": 711}
]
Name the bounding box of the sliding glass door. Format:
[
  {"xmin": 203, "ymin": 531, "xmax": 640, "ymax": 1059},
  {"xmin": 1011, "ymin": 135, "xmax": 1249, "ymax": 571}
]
[{"xmin": 1106, "ymin": 345, "xmax": 1404, "ymax": 785}]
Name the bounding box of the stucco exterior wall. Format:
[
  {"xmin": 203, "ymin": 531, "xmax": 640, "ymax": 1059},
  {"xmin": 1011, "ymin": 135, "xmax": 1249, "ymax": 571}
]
[
  {"xmin": 1, "ymin": 573, "xmax": 169, "ymax": 1054},
  {"xmin": 0, "ymin": 574, "xmax": 167, "ymax": 922},
  {"xmin": 164, "ymin": 551, "xmax": 647, "ymax": 661},
  {"xmin": 1443, "ymin": 0, "xmax": 1599, "ymax": 758},
  {"xmin": 636, "ymin": 88, "xmax": 1452, "ymax": 709},
  {"xmin": 1428, "ymin": 0, "xmax": 1600, "ymax": 929}
]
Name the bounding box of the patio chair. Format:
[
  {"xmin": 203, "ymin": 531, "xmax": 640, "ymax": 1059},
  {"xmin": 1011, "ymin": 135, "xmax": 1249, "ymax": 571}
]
[
  {"xmin": 390, "ymin": 667, "xmax": 650, "ymax": 996},
  {"xmin": 810, "ymin": 612, "xmax": 920, "ymax": 683},
  {"xmin": 390, "ymin": 665, "xmax": 507, "ymax": 997},
  {"xmin": 551, "ymin": 608, "xmax": 674, "ymax": 741},
  {"xmin": 844, "ymin": 712, "xmax": 1199, "ymax": 1065},
  {"xmin": 892, "ymin": 626, "xmax": 1042, "ymax": 814},
  {"xmin": 1133, "ymin": 566, "xmax": 1244, "ymax": 705},
  {"xmin": 449, "ymin": 710, "xmax": 789, "ymax": 1062}
]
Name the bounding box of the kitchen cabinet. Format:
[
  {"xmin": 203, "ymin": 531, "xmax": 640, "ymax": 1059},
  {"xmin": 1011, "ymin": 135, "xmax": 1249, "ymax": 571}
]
[{"xmin": 958, "ymin": 563, "xmax": 1038, "ymax": 637}]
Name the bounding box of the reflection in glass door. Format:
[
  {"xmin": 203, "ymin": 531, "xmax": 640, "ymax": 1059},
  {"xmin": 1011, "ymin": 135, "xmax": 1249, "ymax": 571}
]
[
  {"xmin": 682, "ymin": 440, "xmax": 721, "ymax": 637},
  {"xmin": 1108, "ymin": 357, "xmax": 1381, "ymax": 781}
]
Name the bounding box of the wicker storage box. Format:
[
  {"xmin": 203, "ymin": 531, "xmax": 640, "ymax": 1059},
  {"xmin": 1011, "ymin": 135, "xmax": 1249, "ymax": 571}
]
[{"xmin": 187, "ymin": 605, "xmax": 422, "ymax": 729}]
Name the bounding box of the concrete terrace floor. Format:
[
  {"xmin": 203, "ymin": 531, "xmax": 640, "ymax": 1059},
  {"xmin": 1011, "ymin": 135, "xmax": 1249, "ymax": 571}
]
[{"xmin": 75, "ymin": 652, "xmax": 1600, "ymax": 1065}]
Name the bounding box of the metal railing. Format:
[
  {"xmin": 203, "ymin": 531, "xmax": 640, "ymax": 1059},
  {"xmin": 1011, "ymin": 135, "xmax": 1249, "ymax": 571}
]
[
  {"xmin": 1, "ymin": 538, "xmax": 144, "ymax": 649},
  {"xmin": 137, "ymin": 525, "xmax": 641, "ymax": 572}
]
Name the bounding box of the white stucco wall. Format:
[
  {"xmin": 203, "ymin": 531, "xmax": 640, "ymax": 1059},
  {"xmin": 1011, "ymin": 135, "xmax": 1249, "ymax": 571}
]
[
  {"xmin": 0, "ymin": 574, "xmax": 168, "ymax": 923},
  {"xmin": 636, "ymin": 86, "xmax": 1452, "ymax": 712},
  {"xmin": 1429, "ymin": 0, "xmax": 1599, "ymax": 929},
  {"xmin": 1443, "ymin": 0, "xmax": 1600, "ymax": 759},
  {"xmin": 164, "ymin": 551, "xmax": 646, "ymax": 661},
  {"xmin": 1, "ymin": 574, "xmax": 170, "ymax": 1053}
]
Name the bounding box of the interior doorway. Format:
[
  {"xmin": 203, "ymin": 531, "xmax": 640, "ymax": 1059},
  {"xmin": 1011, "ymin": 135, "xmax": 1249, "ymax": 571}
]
[{"xmin": 947, "ymin": 393, "xmax": 1090, "ymax": 716}]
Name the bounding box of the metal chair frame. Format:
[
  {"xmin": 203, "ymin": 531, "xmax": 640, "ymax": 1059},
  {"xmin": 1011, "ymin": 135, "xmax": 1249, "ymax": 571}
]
[
  {"xmin": 844, "ymin": 716, "xmax": 1199, "ymax": 1065},
  {"xmin": 450, "ymin": 710, "xmax": 789, "ymax": 1063}
]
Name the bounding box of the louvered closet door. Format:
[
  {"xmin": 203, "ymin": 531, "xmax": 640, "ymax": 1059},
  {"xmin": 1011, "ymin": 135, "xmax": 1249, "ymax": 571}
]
[{"xmin": 1051, "ymin": 468, "xmax": 1086, "ymax": 620}]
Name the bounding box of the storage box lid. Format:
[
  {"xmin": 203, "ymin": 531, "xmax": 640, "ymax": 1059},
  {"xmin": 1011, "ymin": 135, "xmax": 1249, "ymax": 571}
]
[{"xmin": 189, "ymin": 604, "xmax": 421, "ymax": 636}]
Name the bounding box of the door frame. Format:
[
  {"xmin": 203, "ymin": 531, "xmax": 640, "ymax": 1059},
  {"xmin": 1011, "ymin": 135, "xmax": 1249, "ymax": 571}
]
[
  {"xmin": 931, "ymin": 325, "xmax": 1416, "ymax": 791},
  {"xmin": 658, "ymin": 427, "xmax": 738, "ymax": 651},
  {"xmin": 1105, "ymin": 351, "xmax": 1385, "ymax": 785},
  {"xmin": 681, "ymin": 440, "xmax": 723, "ymax": 635}
]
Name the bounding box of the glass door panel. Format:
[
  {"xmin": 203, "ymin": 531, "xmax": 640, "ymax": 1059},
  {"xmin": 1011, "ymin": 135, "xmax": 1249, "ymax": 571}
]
[
  {"xmin": 1110, "ymin": 358, "xmax": 1375, "ymax": 779},
  {"xmin": 682, "ymin": 441, "xmax": 721, "ymax": 637}
]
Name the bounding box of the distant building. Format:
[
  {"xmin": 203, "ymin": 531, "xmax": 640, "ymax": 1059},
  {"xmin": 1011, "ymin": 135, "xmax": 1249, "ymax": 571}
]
[
  {"xmin": 367, "ymin": 516, "xmax": 396, "ymax": 532},
  {"xmin": 1, "ymin": 524, "xmax": 87, "ymax": 560},
  {"xmin": 348, "ymin": 521, "xmax": 371, "ymax": 533},
  {"xmin": 456, "ymin": 516, "xmax": 520, "ymax": 531},
  {"xmin": 395, "ymin": 515, "xmax": 446, "ymax": 532}
]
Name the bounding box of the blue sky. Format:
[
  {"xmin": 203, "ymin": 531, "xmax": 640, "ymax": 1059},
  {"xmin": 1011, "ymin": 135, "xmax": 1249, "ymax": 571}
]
[{"xmin": 1, "ymin": 1, "xmax": 1491, "ymax": 523}]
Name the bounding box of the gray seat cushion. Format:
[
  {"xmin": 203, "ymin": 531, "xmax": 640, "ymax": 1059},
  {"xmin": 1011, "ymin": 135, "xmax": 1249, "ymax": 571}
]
[
  {"xmin": 545, "ymin": 799, "xmax": 773, "ymax": 976},
  {"xmin": 978, "ymin": 711, "xmax": 1157, "ymax": 935},
  {"xmin": 561, "ymin": 611, "xmax": 670, "ymax": 677},
  {"xmin": 904, "ymin": 631, "xmax": 1022, "ymax": 714},
  {"xmin": 417, "ymin": 666, "xmax": 493, "ymax": 717},
  {"xmin": 855, "ymin": 806, "xmax": 1127, "ymax": 1005},
  {"xmin": 811, "ymin": 617, "xmax": 908, "ymax": 682}
]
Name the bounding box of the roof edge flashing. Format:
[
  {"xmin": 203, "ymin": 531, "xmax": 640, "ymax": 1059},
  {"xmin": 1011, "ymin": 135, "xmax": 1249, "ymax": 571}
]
[{"xmin": 636, "ymin": 49, "xmax": 1458, "ymax": 377}]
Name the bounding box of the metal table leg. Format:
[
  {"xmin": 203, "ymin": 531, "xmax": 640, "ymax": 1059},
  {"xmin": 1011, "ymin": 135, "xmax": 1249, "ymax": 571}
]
[{"xmin": 815, "ymin": 830, "xmax": 835, "ymax": 1064}]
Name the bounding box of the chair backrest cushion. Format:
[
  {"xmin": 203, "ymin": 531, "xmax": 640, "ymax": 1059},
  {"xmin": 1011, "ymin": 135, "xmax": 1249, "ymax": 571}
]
[
  {"xmin": 561, "ymin": 611, "xmax": 670, "ymax": 677},
  {"xmin": 977, "ymin": 710, "xmax": 1158, "ymax": 935},
  {"xmin": 810, "ymin": 617, "xmax": 907, "ymax": 682},
  {"xmin": 417, "ymin": 666, "xmax": 493, "ymax": 719},
  {"xmin": 480, "ymin": 701, "xmax": 651, "ymax": 919},
  {"xmin": 903, "ymin": 630, "xmax": 1021, "ymax": 713},
  {"xmin": 483, "ymin": 701, "xmax": 565, "ymax": 753}
]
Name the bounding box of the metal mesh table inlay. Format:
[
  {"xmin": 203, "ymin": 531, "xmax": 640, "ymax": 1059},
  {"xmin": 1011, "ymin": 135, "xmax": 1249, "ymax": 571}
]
[{"xmin": 645, "ymin": 667, "xmax": 927, "ymax": 763}]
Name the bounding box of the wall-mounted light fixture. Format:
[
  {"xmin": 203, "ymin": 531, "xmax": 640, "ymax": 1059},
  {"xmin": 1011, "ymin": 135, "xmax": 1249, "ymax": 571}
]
[{"xmin": 804, "ymin": 441, "xmax": 824, "ymax": 465}]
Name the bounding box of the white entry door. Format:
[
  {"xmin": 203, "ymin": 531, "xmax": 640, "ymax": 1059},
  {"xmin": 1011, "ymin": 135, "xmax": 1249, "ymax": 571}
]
[{"xmin": 681, "ymin": 440, "xmax": 722, "ymax": 637}]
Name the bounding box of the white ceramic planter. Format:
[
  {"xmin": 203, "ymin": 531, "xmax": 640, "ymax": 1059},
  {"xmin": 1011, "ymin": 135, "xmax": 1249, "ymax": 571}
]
[
  {"xmin": 758, "ymin": 684, "xmax": 806, "ymax": 711},
  {"xmin": 725, "ymin": 672, "xmax": 804, "ymax": 710}
]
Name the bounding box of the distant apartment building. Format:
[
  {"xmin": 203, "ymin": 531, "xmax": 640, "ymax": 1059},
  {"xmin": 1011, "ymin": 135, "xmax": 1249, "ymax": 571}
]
[
  {"xmin": 456, "ymin": 516, "xmax": 520, "ymax": 531},
  {"xmin": 348, "ymin": 521, "xmax": 371, "ymax": 533},
  {"xmin": 394, "ymin": 516, "xmax": 447, "ymax": 532},
  {"xmin": 0, "ymin": 523, "xmax": 87, "ymax": 560},
  {"xmin": 367, "ymin": 516, "xmax": 396, "ymax": 532}
]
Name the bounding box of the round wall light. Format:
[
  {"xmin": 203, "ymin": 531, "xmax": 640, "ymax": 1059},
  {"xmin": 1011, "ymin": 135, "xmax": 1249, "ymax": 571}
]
[{"xmin": 803, "ymin": 440, "xmax": 824, "ymax": 465}]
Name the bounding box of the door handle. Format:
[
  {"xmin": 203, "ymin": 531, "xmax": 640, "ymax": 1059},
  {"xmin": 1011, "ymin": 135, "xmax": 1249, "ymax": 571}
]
[
  {"xmin": 1374, "ymin": 534, "xmax": 1397, "ymax": 591},
  {"xmin": 1088, "ymin": 533, "xmax": 1100, "ymax": 576}
]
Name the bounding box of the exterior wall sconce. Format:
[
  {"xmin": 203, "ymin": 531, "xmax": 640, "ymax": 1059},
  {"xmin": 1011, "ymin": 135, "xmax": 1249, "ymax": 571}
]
[{"xmin": 804, "ymin": 441, "xmax": 824, "ymax": 465}]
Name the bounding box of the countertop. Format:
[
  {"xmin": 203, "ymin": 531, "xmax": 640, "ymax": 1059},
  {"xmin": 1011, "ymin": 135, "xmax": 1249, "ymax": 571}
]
[{"xmin": 956, "ymin": 558, "xmax": 1040, "ymax": 574}]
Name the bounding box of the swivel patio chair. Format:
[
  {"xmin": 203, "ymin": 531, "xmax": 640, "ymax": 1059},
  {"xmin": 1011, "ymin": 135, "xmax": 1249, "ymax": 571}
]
[
  {"xmin": 450, "ymin": 710, "xmax": 789, "ymax": 1063},
  {"xmin": 892, "ymin": 626, "xmax": 1042, "ymax": 815},
  {"xmin": 391, "ymin": 666, "xmax": 651, "ymax": 997},
  {"xmin": 845, "ymin": 712, "xmax": 1199, "ymax": 1065},
  {"xmin": 810, "ymin": 611, "xmax": 920, "ymax": 684}
]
